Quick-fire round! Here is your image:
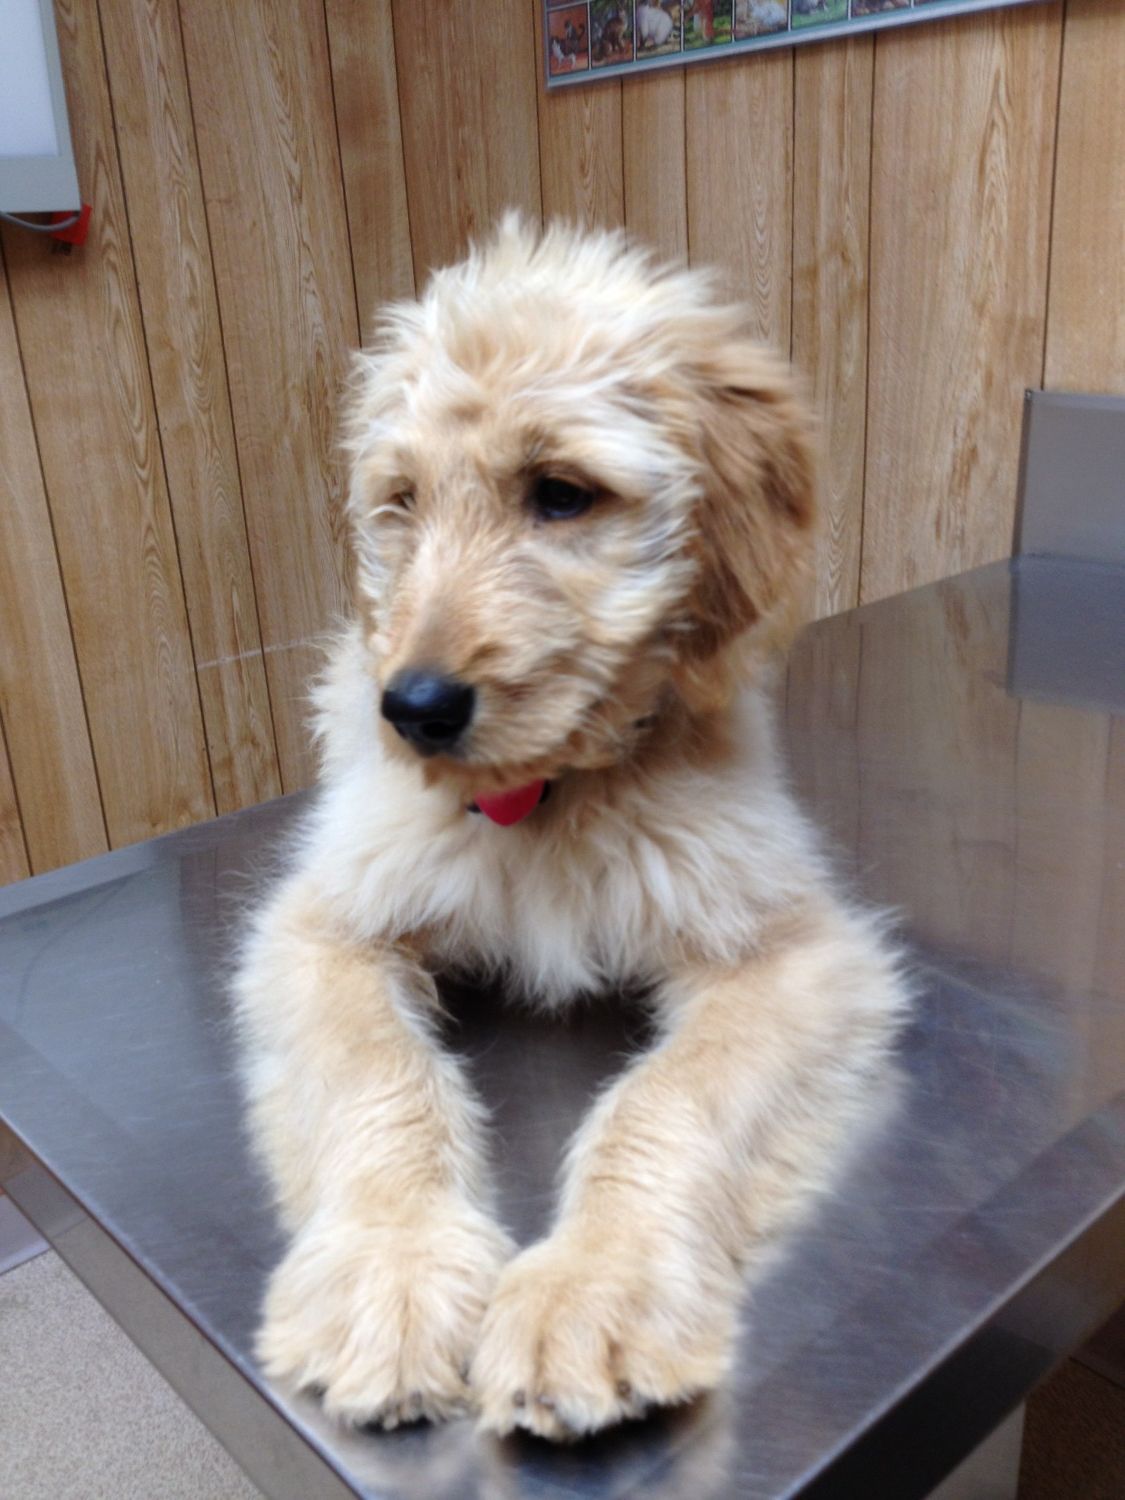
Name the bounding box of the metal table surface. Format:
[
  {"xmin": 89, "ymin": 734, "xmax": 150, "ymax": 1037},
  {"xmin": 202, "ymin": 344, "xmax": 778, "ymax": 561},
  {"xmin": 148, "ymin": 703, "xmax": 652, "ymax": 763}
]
[{"xmin": 1, "ymin": 555, "xmax": 1123, "ymax": 1500}]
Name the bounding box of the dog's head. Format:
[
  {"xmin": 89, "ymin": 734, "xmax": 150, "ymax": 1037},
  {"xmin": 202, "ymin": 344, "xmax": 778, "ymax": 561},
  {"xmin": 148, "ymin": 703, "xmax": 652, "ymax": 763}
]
[{"xmin": 344, "ymin": 216, "xmax": 816, "ymax": 795}]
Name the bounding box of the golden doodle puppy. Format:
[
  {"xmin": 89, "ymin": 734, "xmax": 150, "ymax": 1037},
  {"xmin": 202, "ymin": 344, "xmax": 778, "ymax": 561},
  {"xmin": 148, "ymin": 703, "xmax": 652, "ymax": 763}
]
[{"xmin": 234, "ymin": 217, "xmax": 906, "ymax": 1441}]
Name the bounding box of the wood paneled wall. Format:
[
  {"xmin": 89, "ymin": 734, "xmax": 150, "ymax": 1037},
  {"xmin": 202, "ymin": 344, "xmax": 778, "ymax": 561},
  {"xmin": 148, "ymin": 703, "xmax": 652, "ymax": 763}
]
[{"xmin": 1, "ymin": 0, "xmax": 1123, "ymax": 880}]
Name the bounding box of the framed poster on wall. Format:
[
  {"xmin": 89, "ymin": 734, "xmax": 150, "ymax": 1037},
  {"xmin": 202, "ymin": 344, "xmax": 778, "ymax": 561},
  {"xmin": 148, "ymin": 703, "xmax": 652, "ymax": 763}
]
[{"xmin": 544, "ymin": 1, "xmax": 1051, "ymax": 86}]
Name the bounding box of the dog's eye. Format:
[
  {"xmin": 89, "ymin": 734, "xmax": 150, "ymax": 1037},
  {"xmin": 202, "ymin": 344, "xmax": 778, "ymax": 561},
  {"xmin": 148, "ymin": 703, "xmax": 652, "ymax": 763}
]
[
  {"xmin": 390, "ymin": 489, "xmax": 415, "ymax": 512},
  {"xmin": 531, "ymin": 476, "xmax": 595, "ymax": 522}
]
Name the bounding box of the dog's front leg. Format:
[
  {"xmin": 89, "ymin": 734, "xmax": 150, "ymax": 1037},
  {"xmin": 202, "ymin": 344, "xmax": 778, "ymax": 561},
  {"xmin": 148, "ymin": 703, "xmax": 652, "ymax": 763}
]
[
  {"xmin": 473, "ymin": 899, "xmax": 900, "ymax": 1439},
  {"xmin": 235, "ymin": 876, "xmax": 512, "ymax": 1428}
]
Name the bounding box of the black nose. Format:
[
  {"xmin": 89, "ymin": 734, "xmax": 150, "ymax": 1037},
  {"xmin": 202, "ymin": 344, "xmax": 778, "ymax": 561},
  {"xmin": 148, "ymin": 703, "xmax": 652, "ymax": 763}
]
[{"xmin": 380, "ymin": 670, "xmax": 476, "ymax": 755}]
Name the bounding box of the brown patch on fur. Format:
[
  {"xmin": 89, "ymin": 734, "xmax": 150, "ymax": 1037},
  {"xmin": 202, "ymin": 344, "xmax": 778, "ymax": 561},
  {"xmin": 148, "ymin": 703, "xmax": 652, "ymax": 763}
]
[{"xmin": 681, "ymin": 363, "xmax": 818, "ymax": 665}]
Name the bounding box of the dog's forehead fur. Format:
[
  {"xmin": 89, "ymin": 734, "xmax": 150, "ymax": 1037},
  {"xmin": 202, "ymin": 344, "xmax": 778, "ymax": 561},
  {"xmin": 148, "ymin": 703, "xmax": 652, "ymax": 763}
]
[{"xmin": 348, "ymin": 218, "xmax": 753, "ymax": 488}]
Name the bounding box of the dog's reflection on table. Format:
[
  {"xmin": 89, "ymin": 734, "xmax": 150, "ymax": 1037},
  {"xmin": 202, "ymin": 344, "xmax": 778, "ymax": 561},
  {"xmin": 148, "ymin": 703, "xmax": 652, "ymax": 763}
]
[{"xmin": 290, "ymin": 1381, "xmax": 737, "ymax": 1500}]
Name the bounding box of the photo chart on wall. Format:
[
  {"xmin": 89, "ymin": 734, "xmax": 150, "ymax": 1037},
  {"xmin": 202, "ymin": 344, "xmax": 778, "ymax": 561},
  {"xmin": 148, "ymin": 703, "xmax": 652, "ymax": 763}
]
[{"xmin": 545, "ymin": 0, "xmax": 1051, "ymax": 84}]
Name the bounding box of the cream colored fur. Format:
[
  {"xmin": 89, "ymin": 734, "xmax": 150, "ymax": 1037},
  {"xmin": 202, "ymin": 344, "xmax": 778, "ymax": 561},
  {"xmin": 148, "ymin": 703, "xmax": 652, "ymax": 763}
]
[{"xmin": 233, "ymin": 217, "xmax": 907, "ymax": 1440}]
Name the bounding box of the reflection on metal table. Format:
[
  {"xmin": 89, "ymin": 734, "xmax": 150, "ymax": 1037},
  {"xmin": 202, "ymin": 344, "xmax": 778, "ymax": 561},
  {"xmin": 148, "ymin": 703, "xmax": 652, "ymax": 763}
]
[{"xmin": 1, "ymin": 555, "xmax": 1123, "ymax": 1500}]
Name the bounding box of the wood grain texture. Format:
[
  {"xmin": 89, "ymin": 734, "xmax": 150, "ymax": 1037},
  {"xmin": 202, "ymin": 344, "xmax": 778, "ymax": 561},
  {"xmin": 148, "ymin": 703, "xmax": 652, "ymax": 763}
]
[
  {"xmin": 392, "ymin": 0, "xmax": 542, "ymax": 281},
  {"xmin": 861, "ymin": 6, "xmax": 1063, "ymax": 605},
  {"xmin": 1044, "ymin": 0, "xmax": 1125, "ymax": 391},
  {"xmin": 793, "ymin": 38, "xmax": 873, "ymax": 618},
  {"xmin": 686, "ymin": 52, "xmax": 793, "ymax": 350},
  {"xmin": 1, "ymin": 0, "xmax": 214, "ymax": 847},
  {"xmin": 180, "ymin": 0, "xmax": 358, "ymax": 790},
  {"xmin": 538, "ymin": 71, "xmax": 624, "ymax": 230},
  {"xmin": 99, "ymin": 0, "xmax": 281, "ymax": 816},
  {"xmin": 325, "ymin": 0, "xmax": 416, "ymax": 336},
  {"xmin": 194, "ymin": 659, "xmax": 278, "ymax": 813},
  {"xmin": 623, "ymin": 69, "xmax": 686, "ymax": 260},
  {"xmin": 0, "ymin": 256, "xmax": 107, "ymax": 871},
  {"xmin": 0, "ymin": 718, "xmax": 31, "ymax": 886}
]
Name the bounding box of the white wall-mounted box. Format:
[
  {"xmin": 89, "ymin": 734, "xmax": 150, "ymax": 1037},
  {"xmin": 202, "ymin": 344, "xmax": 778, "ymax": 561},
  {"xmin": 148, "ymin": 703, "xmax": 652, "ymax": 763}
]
[{"xmin": 0, "ymin": 0, "xmax": 80, "ymax": 212}]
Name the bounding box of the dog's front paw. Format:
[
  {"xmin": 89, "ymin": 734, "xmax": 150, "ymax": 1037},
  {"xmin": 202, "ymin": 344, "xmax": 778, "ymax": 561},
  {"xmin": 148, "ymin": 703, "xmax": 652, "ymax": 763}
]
[
  {"xmin": 472, "ymin": 1235, "xmax": 734, "ymax": 1440},
  {"xmin": 258, "ymin": 1204, "xmax": 512, "ymax": 1429}
]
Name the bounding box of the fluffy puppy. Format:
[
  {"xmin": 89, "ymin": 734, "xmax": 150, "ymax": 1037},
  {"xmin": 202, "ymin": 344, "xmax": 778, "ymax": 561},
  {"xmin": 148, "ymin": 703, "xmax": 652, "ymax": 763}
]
[{"xmin": 234, "ymin": 217, "xmax": 906, "ymax": 1441}]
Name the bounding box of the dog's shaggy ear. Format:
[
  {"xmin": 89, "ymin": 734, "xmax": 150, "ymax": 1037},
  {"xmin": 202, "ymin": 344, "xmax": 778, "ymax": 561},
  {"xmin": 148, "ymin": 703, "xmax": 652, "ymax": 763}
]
[{"xmin": 680, "ymin": 340, "xmax": 818, "ymax": 669}]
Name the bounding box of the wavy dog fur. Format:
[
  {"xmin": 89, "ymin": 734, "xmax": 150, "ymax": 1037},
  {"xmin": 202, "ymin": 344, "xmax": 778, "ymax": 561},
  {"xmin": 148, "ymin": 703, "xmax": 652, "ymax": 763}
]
[{"xmin": 234, "ymin": 217, "xmax": 907, "ymax": 1439}]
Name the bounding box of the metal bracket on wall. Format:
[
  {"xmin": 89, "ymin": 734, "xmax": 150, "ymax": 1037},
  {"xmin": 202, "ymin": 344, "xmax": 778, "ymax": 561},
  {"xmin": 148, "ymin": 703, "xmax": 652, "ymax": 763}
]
[
  {"xmin": 1008, "ymin": 391, "xmax": 1125, "ymax": 713},
  {"xmin": 1015, "ymin": 389, "xmax": 1125, "ymax": 564}
]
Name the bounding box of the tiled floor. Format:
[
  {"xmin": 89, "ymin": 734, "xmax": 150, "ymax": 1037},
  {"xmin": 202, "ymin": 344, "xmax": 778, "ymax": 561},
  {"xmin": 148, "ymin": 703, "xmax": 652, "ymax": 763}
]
[{"xmin": 0, "ymin": 1250, "xmax": 262, "ymax": 1500}]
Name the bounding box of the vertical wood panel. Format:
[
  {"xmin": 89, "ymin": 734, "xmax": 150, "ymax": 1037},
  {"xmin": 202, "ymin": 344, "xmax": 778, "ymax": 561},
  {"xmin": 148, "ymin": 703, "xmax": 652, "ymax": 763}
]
[
  {"xmin": 99, "ymin": 0, "xmax": 281, "ymax": 816},
  {"xmin": 1, "ymin": 0, "xmax": 214, "ymax": 847},
  {"xmin": 538, "ymin": 73, "xmax": 625, "ymax": 230},
  {"xmin": 792, "ymin": 38, "xmax": 872, "ymax": 618},
  {"xmin": 623, "ymin": 70, "xmax": 687, "ymax": 260},
  {"xmin": 392, "ymin": 0, "xmax": 542, "ymax": 281},
  {"xmin": 861, "ymin": 7, "xmax": 1063, "ymax": 604},
  {"xmin": 0, "ymin": 718, "xmax": 30, "ymax": 885},
  {"xmin": 0, "ymin": 257, "xmax": 107, "ymax": 872},
  {"xmin": 1044, "ymin": 0, "xmax": 1125, "ymax": 392},
  {"xmin": 686, "ymin": 53, "xmax": 793, "ymax": 350},
  {"xmin": 180, "ymin": 0, "xmax": 358, "ymax": 790},
  {"xmin": 325, "ymin": 0, "xmax": 416, "ymax": 337}
]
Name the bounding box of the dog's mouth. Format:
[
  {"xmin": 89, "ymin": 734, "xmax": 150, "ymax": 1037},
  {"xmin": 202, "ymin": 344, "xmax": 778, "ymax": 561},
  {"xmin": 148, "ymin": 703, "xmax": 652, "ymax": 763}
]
[{"xmin": 409, "ymin": 703, "xmax": 665, "ymax": 825}]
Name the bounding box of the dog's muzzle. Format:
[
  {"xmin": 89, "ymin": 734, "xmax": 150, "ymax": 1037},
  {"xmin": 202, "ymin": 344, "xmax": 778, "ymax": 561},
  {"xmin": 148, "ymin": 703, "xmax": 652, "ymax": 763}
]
[{"xmin": 381, "ymin": 669, "xmax": 476, "ymax": 755}]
